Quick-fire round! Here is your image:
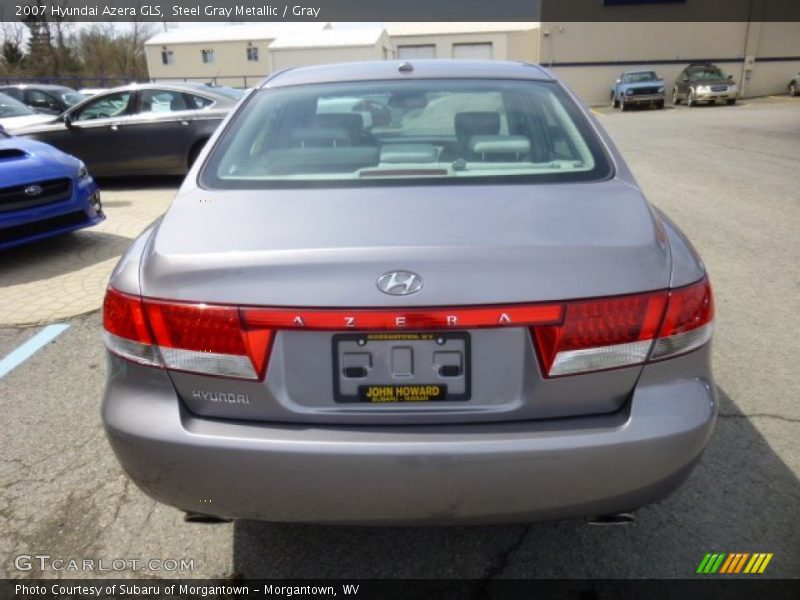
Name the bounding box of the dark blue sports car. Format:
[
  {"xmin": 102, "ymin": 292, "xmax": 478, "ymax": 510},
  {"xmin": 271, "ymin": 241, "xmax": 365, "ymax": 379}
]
[{"xmin": 0, "ymin": 130, "xmax": 103, "ymax": 250}]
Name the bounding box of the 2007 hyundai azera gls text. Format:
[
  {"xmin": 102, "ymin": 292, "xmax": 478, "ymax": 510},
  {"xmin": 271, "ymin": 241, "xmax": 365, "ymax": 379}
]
[{"xmin": 101, "ymin": 61, "xmax": 716, "ymax": 524}]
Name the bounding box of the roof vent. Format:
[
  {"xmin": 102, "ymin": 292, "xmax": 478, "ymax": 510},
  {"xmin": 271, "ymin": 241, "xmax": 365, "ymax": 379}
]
[{"xmin": 398, "ymin": 62, "xmax": 414, "ymax": 73}]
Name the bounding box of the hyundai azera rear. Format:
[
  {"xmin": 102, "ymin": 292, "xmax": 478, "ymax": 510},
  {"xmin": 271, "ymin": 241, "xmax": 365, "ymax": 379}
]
[{"xmin": 101, "ymin": 61, "xmax": 716, "ymax": 524}]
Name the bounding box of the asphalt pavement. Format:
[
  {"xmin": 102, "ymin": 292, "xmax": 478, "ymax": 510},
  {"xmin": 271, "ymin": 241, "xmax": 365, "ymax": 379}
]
[{"xmin": 1, "ymin": 97, "xmax": 798, "ymax": 580}]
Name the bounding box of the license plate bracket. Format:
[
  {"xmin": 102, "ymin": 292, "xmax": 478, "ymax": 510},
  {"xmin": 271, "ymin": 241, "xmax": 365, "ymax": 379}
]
[{"xmin": 333, "ymin": 331, "xmax": 471, "ymax": 403}]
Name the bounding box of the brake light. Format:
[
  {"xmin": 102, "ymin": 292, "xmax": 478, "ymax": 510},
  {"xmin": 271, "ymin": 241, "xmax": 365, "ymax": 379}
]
[
  {"xmin": 102, "ymin": 288, "xmax": 160, "ymax": 367},
  {"xmin": 101, "ymin": 290, "xmax": 273, "ymax": 380},
  {"xmin": 532, "ymin": 277, "xmax": 713, "ymax": 377},
  {"xmin": 144, "ymin": 300, "xmax": 273, "ymax": 380},
  {"xmin": 533, "ymin": 291, "xmax": 668, "ymax": 377},
  {"xmin": 651, "ymin": 278, "xmax": 714, "ymax": 360}
]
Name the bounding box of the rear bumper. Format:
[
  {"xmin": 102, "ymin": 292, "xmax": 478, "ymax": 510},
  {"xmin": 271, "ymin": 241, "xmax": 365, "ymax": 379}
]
[{"xmin": 103, "ymin": 350, "xmax": 717, "ymax": 525}]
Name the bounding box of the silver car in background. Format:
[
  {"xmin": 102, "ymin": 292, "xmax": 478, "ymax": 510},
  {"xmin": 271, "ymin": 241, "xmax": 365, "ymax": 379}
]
[{"xmin": 102, "ymin": 61, "xmax": 716, "ymax": 525}]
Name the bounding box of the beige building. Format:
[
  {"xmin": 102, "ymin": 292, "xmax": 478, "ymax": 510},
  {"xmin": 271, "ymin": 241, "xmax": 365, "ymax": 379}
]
[
  {"xmin": 144, "ymin": 23, "xmax": 330, "ymax": 87},
  {"xmin": 145, "ymin": 21, "xmax": 800, "ymax": 103}
]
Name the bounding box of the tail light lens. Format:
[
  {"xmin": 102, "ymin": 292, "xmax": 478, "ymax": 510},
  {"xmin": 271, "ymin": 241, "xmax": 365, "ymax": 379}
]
[
  {"xmin": 102, "ymin": 277, "xmax": 712, "ymax": 381},
  {"xmin": 102, "ymin": 289, "xmax": 273, "ymax": 380},
  {"xmin": 533, "ymin": 291, "xmax": 667, "ymax": 377},
  {"xmin": 651, "ymin": 278, "xmax": 714, "ymax": 360},
  {"xmin": 532, "ymin": 277, "xmax": 714, "ymax": 377}
]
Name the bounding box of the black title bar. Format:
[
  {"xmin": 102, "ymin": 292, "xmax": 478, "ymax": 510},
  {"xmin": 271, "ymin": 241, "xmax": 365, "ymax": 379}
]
[{"xmin": 4, "ymin": 0, "xmax": 800, "ymax": 22}]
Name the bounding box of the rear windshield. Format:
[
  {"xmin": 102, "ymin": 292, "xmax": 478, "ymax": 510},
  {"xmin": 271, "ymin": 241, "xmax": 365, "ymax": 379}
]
[{"xmin": 200, "ymin": 79, "xmax": 612, "ymax": 189}]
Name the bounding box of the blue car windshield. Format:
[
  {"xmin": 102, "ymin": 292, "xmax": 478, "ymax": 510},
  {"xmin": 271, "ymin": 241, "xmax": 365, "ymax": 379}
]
[{"xmin": 622, "ymin": 72, "xmax": 657, "ymax": 83}]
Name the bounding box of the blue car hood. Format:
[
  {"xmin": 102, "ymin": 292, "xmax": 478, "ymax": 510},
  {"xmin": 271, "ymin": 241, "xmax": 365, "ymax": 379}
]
[{"xmin": 0, "ymin": 135, "xmax": 79, "ymax": 187}]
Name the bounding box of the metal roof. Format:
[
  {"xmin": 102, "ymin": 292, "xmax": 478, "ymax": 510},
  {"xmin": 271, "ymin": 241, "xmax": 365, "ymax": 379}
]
[
  {"xmin": 269, "ymin": 28, "xmax": 386, "ymax": 50},
  {"xmin": 146, "ymin": 23, "xmax": 328, "ymax": 46},
  {"xmin": 264, "ymin": 60, "xmax": 553, "ymax": 88}
]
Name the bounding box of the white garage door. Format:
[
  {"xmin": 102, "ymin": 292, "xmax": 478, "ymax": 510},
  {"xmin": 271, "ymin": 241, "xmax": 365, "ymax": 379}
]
[
  {"xmin": 452, "ymin": 43, "xmax": 493, "ymax": 60},
  {"xmin": 397, "ymin": 45, "xmax": 436, "ymax": 59}
]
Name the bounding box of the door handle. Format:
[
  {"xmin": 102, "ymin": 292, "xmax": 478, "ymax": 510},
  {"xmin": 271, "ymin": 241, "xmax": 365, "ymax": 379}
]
[
  {"xmin": 180, "ymin": 120, "xmax": 190, "ymax": 126},
  {"xmin": 109, "ymin": 123, "xmax": 120, "ymax": 131}
]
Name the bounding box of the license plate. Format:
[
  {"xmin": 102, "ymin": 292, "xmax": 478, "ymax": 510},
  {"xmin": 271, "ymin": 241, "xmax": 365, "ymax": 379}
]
[{"xmin": 333, "ymin": 331, "xmax": 471, "ymax": 403}]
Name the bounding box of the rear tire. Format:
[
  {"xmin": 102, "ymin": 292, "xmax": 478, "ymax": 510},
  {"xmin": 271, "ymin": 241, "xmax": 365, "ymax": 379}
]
[
  {"xmin": 790, "ymin": 82, "xmax": 798, "ymax": 96},
  {"xmin": 672, "ymin": 87, "xmax": 680, "ymax": 105},
  {"xmin": 686, "ymin": 90, "xmax": 694, "ymax": 107},
  {"xmin": 727, "ymin": 98, "xmax": 737, "ymax": 105},
  {"xmin": 657, "ymin": 100, "xmax": 665, "ymax": 109}
]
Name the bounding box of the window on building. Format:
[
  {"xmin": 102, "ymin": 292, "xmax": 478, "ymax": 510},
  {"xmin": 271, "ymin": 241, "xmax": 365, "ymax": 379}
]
[
  {"xmin": 397, "ymin": 45, "xmax": 436, "ymax": 60},
  {"xmin": 161, "ymin": 49, "xmax": 174, "ymax": 65},
  {"xmin": 246, "ymin": 46, "xmax": 259, "ymax": 62},
  {"xmin": 452, "ymin": 43, "xmax": 493, "ymax": 60},
  {"xmin": 201, "ymin": 49, "xmax": 216, "ymax": 64}
]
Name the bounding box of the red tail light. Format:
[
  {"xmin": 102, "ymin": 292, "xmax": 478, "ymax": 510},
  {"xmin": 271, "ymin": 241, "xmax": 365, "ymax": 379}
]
[
  {"xmin": 102, "ymin": 278, "xmax": 712, "ymax": 381},
  {"xmin": 651, "ymin": 278, "xmax": 714, "ymax": 360},
  {"xmin": 532, "ymin": 277, "xmax": 714, "ymax": 377}
]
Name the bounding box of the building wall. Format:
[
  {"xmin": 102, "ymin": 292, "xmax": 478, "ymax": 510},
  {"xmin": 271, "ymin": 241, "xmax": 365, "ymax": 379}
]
[
  {"xmin": 391, "ymin": 30, "xmax": 539, "ymax": 61},
  {"xmin": 145, "ymin": 40, "xmax": 274, "ymax": 88},
  {"xmin": 538, "ymin": 21, "xmax": 800, "ymax": 105}
]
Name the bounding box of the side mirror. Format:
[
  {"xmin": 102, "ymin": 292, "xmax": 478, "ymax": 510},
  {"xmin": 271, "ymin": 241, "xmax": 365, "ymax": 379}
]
[
  {"xmin": 615, "ymin": 79, "xmax": 621, "ymax": 84},
  {"xmin": 63, "ymin": 114, "xmax": 73, "ymax": 128},
  {"xmin": 728, "ymin": 74, "xmax": 734, "ymax": 80}
]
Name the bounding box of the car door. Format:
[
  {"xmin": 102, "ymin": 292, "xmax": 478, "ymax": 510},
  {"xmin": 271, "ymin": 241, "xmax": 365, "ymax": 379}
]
[
  {"xmin": 31, "ymin": 90, "xmax": 136, "ymax": 174},
  {"xmin": 114, "ymin": 88, "xmax": 202, "ymax": 173}
]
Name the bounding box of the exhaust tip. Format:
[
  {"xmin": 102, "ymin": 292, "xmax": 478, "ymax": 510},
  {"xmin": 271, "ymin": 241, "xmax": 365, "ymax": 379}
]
[
  {"xmin": 586, "ymin": 512, "xmax": 635, "ymax": 526},
  {"xmin": 183, "ymin": 512, "xmax": 232, "ymax": 524}
]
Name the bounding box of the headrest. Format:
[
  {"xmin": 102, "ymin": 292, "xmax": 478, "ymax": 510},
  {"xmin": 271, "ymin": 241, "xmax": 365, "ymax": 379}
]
[
  {"xmin": 290, "ymin": 127, "xmax": 351, "ymax": 147},
  {"xmin": 454, "ymin": 112, "xmax": 501, "ymax": 145},
  {"xmin": 469, "ymin": 135, "xmax": 531, "ymax": 156},
  {"xmin": 315, "ymin": 113, "xmax": 364, "ymax": 138},
  {"xmin": 380, "ymin": 144, "xmax": 437, "ymax": 164}
]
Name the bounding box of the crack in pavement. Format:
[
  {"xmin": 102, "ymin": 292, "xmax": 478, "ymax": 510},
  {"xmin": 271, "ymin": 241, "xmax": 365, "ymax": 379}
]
[
  {"xmin": 718, "ymin": 412, "xmax": 800, "ymax": 424},
  {"xmin": 472, "ymin": 525, "xmax": 531, "ymax": 597}
]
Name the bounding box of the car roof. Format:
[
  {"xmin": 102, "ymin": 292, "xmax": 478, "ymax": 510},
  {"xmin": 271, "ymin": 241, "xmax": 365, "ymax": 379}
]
[
  {"xmin": 0, "ymin": 83, "xmax": 75, "ymax": 91},
  {"xmin": 262, "ymin": 60, "xmax": 554, "ymax": 89},
  {"xmin": 81, "ymin": 82, "xmax": 240, "ymax": 102},
  {"xmin": 622, "ymin": 69, "xmax": 657, "ymax": 75}
]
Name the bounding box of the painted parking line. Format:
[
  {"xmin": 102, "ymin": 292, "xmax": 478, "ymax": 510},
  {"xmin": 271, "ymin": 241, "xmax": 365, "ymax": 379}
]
[
  {"xmin": 0, "ymin": 323, "xmax": 70, "ymax": 378},
  {"xmin": 590, "ymin": 108, "xmax": 606, "ymax": 117}
]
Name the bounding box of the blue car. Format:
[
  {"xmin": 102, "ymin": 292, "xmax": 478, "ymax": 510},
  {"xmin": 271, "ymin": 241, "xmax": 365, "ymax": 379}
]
[
  {"xmin": 0, "ymin": 131, "xmax": 103, "ymax": 250},
  {"xmin": 610, "ymin": 70, "xmax": 666, "ymax": 111}
]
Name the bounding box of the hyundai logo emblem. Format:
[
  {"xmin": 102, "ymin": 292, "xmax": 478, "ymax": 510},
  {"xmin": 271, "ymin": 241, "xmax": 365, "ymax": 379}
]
[
  {"xmin": 377, "ymin": 271, "xmax": 423, "ymax": 296},
  {"xmin": 24, "ymin": 185, "xmax": 43, "ymax": 197}
]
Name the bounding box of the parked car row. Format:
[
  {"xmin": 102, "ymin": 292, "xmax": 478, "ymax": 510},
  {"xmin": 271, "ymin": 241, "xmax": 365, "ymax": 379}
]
[{"xmin": 611, "ymin": 62, "xmax": 749, "ymax": 111}]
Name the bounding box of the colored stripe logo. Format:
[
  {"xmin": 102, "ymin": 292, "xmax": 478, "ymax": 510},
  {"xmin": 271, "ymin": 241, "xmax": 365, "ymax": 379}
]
[{"xmin": 697, "ymin": 553, "xmax": 773, "ymax": 574}]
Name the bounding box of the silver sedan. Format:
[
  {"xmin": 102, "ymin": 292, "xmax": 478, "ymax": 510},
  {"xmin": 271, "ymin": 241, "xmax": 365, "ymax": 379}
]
[{"xmin": 101, "ymin": 60, "xmax": 716, "ymax": 525}]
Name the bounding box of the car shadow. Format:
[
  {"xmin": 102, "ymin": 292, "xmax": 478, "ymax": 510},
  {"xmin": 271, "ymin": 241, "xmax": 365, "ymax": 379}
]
[
  {"xmin": 0, "ymin": 230, "xmax": 133, "ymax": 285},
  {"xmin": 231, "ymin": 386, "xmax": 800, "ymax": 579}
]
